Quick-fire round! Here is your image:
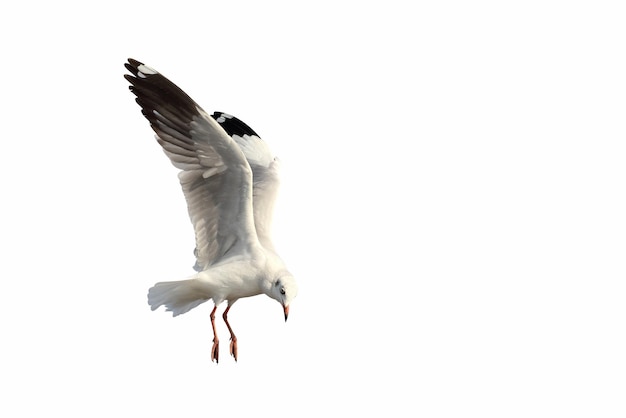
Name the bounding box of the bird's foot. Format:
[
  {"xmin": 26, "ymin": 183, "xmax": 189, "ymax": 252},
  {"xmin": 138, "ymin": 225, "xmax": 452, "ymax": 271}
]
[
  {"xmin": 229, "ymin": 337, "xmax": 238, "ymax": 362},
  {"xmin": 211, "ymin": 339, "xmax": 219, "ymax": 363}
]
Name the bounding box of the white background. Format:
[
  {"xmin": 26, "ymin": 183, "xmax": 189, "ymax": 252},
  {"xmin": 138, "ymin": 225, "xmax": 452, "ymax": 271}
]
[{"xmin": 1, "ymin": 1, "xmax": 625, "ymax": 416}]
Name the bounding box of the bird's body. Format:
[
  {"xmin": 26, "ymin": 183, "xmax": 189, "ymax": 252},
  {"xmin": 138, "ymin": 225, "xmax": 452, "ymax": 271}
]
[
  {"xmin": 124, "ymin": 59, "xmax": 297, "ymax": 362},
  {"xmin": 148, "ymin": 249, "xmax": 289, "ymax": 315}
]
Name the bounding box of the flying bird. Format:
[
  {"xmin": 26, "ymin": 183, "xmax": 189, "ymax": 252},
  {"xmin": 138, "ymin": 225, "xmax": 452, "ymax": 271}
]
[{"xmin": 124, "ymin": 58, "xmax": 297, "ymax": 362}]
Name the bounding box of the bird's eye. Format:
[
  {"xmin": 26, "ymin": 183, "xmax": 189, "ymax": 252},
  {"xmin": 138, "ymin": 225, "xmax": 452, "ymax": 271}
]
[{"xmin": 280, "ymin": 287, "xmax": 286, "ymax": 295}]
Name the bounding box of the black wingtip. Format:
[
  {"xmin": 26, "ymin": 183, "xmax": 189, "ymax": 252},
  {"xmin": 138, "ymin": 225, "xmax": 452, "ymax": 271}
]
[
  {"xmin": 212, "ymin": 111, "xmax": 261, "ymax": 138},
  {"xmin": 124, "ymin": 58, "xmax": 144, "ymax": 78},
  {"xmin": 124, "ymin": 58, "xmax": 203, "ymax": 130},
  {"xmin": 126, "ymin": 58, "xmax": 145, "ymax": 73}
]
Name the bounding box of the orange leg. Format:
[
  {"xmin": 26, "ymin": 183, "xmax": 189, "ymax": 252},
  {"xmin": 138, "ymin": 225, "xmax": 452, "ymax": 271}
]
[
  {"xmin": 222, "ymin": 305, "xmax": 238, "ymax": 361},
  {"xmin": 210, "ymin": 305, "xmax": 219, "ymax": 363}
]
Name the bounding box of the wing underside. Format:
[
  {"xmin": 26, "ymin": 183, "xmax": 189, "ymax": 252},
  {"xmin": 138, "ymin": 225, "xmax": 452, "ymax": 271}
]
[{"xmin": 125, "ymin": 59, "xmax": 259, "ymax": 269}]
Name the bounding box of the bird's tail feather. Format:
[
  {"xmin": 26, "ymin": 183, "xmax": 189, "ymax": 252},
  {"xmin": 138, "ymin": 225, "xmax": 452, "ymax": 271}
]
[{"xmin": 148, "ymin": 279, "xmax": 209, "ymax": 316}]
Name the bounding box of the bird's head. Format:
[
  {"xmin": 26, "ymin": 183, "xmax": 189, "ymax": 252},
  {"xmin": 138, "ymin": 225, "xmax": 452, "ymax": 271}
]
[{"xmin": 267, "ymin": 274, "xmax": 298, "ymax": 322}]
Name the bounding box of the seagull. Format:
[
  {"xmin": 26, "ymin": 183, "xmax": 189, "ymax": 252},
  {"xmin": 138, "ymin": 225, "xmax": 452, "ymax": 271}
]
[{"xmin": 124, "ymin": 58, "xmax": 297, "ymax": 362}]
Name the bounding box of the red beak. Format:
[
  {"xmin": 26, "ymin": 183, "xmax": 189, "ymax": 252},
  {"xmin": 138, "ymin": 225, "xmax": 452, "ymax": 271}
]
[{"xmin": 283, "ymin": 305, "xmax": 289, "ymax": 322}]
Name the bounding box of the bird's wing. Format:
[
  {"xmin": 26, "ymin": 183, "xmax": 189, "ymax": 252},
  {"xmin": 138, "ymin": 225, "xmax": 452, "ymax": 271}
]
[
  {"xmin": 125, "ymin": 59, "xmax": 259, "ymax": 270},
  {"xmin": 211, "ymin": 112, "xmax": 281, "ymax": 253}
]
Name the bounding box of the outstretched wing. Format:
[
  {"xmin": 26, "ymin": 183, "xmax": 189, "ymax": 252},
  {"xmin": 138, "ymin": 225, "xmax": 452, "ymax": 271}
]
[
  {"xmin": 211, "ymin": 112, "xmax": 281, "ymax": 253},
  {"xmin": 125, "ymin": 58, "xmax": 259, "ymax": 270}
]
